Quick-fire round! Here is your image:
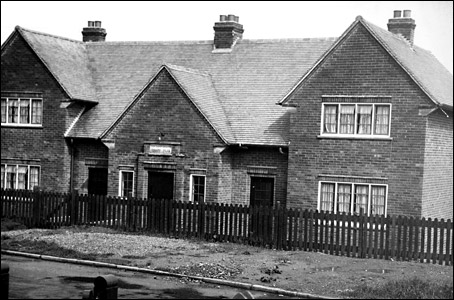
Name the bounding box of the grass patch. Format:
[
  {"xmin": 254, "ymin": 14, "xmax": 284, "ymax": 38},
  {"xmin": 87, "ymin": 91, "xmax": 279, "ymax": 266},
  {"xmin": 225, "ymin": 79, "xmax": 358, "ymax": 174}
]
[
  {"xmin": 1, "ymin": 218, "xmax": 28, "ymax": 231},
  {"xmin": 342, "ymin": 277, "xmax": 453, "ymax": 299}
]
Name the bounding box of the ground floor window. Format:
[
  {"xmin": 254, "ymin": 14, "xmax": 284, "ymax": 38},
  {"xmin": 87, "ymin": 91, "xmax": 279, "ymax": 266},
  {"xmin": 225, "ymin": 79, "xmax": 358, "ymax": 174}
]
[
  {"xmin": 318, "ymin": 181, "xmax": 387, "ymax": 216},
  {"xmin": 119, "ymin": 170, "xmax": 134, "ymax": 197},
  {"xmin": 1, "ymin": 164, "xmax": 40, "ymax": 190},
  {"xmin": 190, "ymin": 174, "xmax": 206, "ymax": 203}
]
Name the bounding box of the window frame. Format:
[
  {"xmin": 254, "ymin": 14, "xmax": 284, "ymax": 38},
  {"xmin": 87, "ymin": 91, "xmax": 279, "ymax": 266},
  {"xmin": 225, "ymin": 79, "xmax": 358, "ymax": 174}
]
[
  {"xmin": 118, "ymin": 170, "xmax": 134, "ymax": 198},
  {"xmin": 320, "ymin": 103, "xmax": 392, "ymax": 138},
  {"xmin": 1, "ymin": 163, "xmax": 41, "ymax": 190},
  {"xmin": 317, "ymin": 180, "xmax": 388, "ymax": 216},
  {"xmin": 190, "ymin": 174, "xmax": 206, "ymax": 203},
  {"xmin": 1, "ymin": 97, "xmax": 43, "ymax": 127}
]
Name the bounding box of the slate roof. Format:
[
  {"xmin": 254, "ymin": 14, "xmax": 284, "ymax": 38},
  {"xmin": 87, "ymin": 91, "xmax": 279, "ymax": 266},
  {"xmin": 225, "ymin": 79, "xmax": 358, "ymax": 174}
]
[
  {"xmin": 16, "ymin": 27, "xmax": 97, "ymax": 102},
  {"xmin": 164, "ymin": 64, "xmax": 235, "ymax": 143},
  {"xmin": 10, "ymin": 27, "xmax": 335, "ymax": 145},
  {"xmin": 280, "ymin": 17, "xmax": 453, "ymax": 109},
  {"xmin": 361, "ymin": 18, "xmax": 453, "ymax": 108},
  {"xmin": 7, "ymin": 16, "xmax": 452, "ymax": 145}
]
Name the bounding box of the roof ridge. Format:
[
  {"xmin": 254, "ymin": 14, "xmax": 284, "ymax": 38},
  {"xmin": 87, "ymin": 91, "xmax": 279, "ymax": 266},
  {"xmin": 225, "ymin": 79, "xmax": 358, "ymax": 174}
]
[
  {"xmin": 360, "ymin": 19, "xmax": 415, "ymax": 48},
  {"xmin": 85, "ymin": 37, "xmax": 338, "ymax": 46},
  {"xmin": 240, "ymin": 37, "xmax": 338, "ymax": 43},
  {"xmin": 15, "ymin": 26, "xmax": 84, "ymax": 44},
  {"xmin": 165, "ymin": 64, "xmax": 211, "ymax": 77},
  {"xmin": 360, "ymin": 18, "xmax": 443, "ymax": 61}
]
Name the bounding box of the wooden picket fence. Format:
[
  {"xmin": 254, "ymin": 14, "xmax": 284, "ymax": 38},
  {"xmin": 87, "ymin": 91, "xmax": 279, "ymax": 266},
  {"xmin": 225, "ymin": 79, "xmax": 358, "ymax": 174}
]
[{"xmin": 1, "ymin": 188, "xmax": 452, "ymax": 266}]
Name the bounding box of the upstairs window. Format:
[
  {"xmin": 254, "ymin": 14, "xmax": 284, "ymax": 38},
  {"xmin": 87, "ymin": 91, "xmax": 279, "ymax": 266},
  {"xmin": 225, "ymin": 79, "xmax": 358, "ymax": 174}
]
[
  {"xmin": 1, "ymin": 97, "xmax": 42, "ymax": 126},
  {"xmin": 321, "ymin": 103, "xmax": 391, "ymax": 137}
]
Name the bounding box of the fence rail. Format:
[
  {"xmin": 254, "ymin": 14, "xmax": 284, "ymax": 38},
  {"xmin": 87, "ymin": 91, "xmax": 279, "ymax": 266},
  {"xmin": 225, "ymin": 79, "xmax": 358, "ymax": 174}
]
[{"xmin": 1, "ymin": 188, "xmax": 452, "ymax": 266}]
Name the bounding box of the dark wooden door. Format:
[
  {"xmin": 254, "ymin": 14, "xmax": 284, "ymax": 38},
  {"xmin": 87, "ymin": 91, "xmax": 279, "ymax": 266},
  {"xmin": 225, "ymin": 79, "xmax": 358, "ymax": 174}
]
[
  {"xmin": 88, "ymin": 168, "xmax": 108, "ymax": 195},
  {"xmin": 148, "ymin": 171, "xmax": 174, "ymax": 200},
  {"xmin": 250, "ymin": 177, "xmax": 274, "ymax": 207}
]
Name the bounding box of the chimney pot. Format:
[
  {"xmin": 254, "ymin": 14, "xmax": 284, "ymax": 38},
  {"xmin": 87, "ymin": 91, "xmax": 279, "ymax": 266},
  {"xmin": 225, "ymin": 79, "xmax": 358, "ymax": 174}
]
[
  {"xmin": 387, "ymin": 10, "xmax": 416, "ymax": 45},
  {"xmin": 82, "ymin": 20, "xmax": 106, "ymax": 42},
  {"xmin": 213, "ymin": 14, "xmax": 244, "ymax": 50}
]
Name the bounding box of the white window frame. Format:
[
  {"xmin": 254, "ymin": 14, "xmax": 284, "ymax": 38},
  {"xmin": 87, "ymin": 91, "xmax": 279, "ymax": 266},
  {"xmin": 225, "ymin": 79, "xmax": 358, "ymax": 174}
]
[
  {"xmin": 1, "ymin": 164, "xmax": 41, "ymax": 190},
  {"xmin": 320, "ymin": 103, "xmax": 392, "ymax": 139},
  {"xmin": 190, "ymin": 174, "xmax": 206, "ymax": 203},
  {"xmin": 1, "ymin": 97, "xmax": 43, "ymax": 127},
  {"xmin": 317, "ymin": 180, "xmax": 388, "ymax": 216},
  {"xmin": 118, "ymin": 170, "xmax": 134, "ymax": 198}
]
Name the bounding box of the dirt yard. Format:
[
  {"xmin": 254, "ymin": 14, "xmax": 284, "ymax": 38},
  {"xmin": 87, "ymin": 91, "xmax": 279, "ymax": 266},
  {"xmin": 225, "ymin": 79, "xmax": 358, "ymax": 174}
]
[{"xmin": 1, "ymin": 224, "xmax": 452, "ymax": 298}]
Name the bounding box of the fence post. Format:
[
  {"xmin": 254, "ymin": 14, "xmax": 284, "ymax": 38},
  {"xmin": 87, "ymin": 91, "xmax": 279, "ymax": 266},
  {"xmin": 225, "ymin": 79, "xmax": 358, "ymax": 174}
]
[
  {"xmin": 70, "ymin": 189, "xmax": 79, "ymax": 226},
  {"xmin": 359, "ymin": 208, "xmax": 366, "ymax": 258},
  {"xmin": 32, "ymin": 186, "xmax": 41, "ymax": 227}
]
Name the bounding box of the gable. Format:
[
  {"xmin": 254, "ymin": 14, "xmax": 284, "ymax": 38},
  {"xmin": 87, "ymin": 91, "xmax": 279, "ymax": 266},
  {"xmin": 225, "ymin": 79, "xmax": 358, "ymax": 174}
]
[
  {"xmin": 13, "ymin": 26, "xmax": 97, "ymax": 103},
  {"xmin": 280, "ymin": 17, "xmax": 453, "ymax": 110},
  {"xmin": 1, "ymin": 31, "xmax": 65, "ymax": 96},
  {"xmin": 363, "ymin": 20, "xmax": 453, "ymax": 109},
  {"xmin": 104, "ymin": 67, "xmax": 225, "ymax": 149}
]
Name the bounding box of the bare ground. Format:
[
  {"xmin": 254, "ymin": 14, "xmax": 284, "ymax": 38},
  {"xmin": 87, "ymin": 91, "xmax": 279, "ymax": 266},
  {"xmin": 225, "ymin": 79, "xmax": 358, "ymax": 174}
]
[{"xmin": 1, "ymin": 224, "xmax": 452, "ymax": 298}]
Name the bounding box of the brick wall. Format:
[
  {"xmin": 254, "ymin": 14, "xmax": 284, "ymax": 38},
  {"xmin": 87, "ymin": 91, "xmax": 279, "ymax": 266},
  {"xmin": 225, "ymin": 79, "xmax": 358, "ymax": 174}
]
[
  {"xmin": 1, "ymin": 32, "xmax": 79, "ymax": 192},
  {"xmin": 229, "ymin": 146, "xmax": 288, "ymax": 206},
  {"xmin": 104, "ymin": 68, "xmax": 288, "ymax": 205},
  {"xmin": 72, "ymin": 139, "xmax": 109, "ymax": 194},
  {"xmin": 286, "ymin": 23, "xmax": 432, "ymax": 217},
  {"xmin": 421, "ymin": 109, "xmax": 453, "ymax": 220},
  {"xmin": 105, "ymin": 69, "xmax": 225, "ymax": 201}
]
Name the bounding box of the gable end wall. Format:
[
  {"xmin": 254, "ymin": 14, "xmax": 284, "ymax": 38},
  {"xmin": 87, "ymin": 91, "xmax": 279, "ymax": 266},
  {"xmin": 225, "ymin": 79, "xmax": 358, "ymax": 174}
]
[
  {"xmin": 1, "ymin": 32, "xmax": 82, "ymax": 192},
  {"xmin": 105, "ymin": 70, "xmax": 226, "ymax": 201},
  {"xmin": 287, "ymin": 24, "xmax": 430, "ymax": 217},
  {"xmin": 421, "ymin": 110, "xmax": 453, "ymax": 220}
]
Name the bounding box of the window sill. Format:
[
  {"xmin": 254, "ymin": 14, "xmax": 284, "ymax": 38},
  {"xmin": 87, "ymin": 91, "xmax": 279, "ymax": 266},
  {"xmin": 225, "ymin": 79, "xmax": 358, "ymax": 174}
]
[
  {"xmin": 1, "ymin": 124, "xmax": 43, "ymax": 129},
  {"xmin": 317, "ymin": 135, "xmax": 393, "ymax": 141}
]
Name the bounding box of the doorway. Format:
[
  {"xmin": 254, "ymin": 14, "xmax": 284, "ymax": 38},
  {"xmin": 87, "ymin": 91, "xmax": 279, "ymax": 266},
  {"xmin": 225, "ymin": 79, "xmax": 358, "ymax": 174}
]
[
  {"xmin": 148, "ymin": 171, "xmax": 174, "ymax": 200},
  {"xmin": 250, "ymin": 176, "xmax": 274, "ymax": 207},
  {"xmin": 87, "ymin": 168, "xmax": 108, "ymax": 195}
]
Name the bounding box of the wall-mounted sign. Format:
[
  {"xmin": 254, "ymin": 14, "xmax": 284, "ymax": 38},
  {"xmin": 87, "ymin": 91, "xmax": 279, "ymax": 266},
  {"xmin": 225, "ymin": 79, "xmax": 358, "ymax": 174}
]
[{"xmin": 146, "ymin": 144, "xmax": 172, "ymax": 156}]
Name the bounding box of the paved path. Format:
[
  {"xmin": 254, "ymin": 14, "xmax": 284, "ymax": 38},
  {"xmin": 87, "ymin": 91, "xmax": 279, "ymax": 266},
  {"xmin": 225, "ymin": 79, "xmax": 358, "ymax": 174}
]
[{"xmin": 2, "ymin": 254, "xmax": 247, "ymax": 299}]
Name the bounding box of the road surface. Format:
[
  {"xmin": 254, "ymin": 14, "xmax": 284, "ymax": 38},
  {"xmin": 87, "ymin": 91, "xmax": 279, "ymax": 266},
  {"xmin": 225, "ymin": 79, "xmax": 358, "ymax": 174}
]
[{"xmin": 2, "ymin": 254, "xmax": 250, "ymax": 299}]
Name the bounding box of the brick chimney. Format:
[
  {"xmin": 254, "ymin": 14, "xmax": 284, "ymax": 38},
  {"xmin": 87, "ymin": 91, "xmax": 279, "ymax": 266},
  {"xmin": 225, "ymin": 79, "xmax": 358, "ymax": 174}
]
[
  {"xmin": 82, "ymin": 21, "xmax": 106, "ymax": 42},
  {"xmin": 387, "ymin": 10, "xmax": 416, "ymax": 45},
  {"xmin": 213, "ymin": 14, "xmax": 244, "ymax": 49}
]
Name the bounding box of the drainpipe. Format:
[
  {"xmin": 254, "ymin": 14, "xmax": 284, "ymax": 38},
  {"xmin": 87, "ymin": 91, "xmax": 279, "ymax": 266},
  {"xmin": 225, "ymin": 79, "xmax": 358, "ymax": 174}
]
[{"xmin": 70, "ymin": 138, "xmax": 75, "ymax": 192}]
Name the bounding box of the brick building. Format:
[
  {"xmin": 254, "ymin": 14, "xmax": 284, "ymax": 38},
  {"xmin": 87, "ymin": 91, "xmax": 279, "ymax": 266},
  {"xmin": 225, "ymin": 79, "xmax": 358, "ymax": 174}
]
[{"xmin": 1, "ymin": 11, "xmax": 452, "ymax": 219}]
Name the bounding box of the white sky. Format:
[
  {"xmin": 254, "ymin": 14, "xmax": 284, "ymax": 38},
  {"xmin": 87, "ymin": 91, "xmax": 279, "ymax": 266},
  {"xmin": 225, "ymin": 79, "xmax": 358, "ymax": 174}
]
[{"xmin": 1, "ymin": 1, "xmax": 453, "ymax": 74}]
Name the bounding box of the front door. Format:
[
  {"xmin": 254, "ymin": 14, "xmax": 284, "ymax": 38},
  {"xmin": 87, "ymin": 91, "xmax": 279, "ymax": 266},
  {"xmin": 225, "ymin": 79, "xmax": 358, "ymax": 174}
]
[
  {"xmin": 250, "ymin": 176, "xmax": 274, "ymax": 207},
  {"xmin": 87, "ymin": 168, "xmax": 108, "ymax": 195},
  {"xmin": 148, "ymin": 171, "xmax": 174, "ymax": 200}
]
